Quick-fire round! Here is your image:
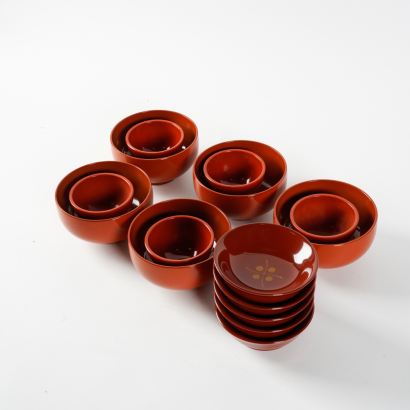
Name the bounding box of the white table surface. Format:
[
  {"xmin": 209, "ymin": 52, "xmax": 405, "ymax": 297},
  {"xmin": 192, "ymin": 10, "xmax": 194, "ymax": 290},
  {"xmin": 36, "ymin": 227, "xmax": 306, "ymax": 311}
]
[{"xmin": 1, "ymin": 1, "xmax": 409, "ymax": 409}]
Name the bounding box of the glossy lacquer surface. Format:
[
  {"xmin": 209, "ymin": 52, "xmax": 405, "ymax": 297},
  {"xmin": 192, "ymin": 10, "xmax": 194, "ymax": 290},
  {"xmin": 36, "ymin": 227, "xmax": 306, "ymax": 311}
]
[
  {"xmin": 203, "ymin": 149, "xmax": 266, "ymax": 195},
  {"xmin": 55, "ymin": 161, "xmax": 153, "ymax": 243},
  {"xmin": 215, "ymin": 296, "xmax": 314, "ymax": 339},
  {"xmin": 273, "ymin": 179, "xmax": 378, "ymax": 268},
  {"xmin": 128, "ymin": 198, "xmax": 230, "ymax": 290},
  {"xmin": 216, "ymin": 305, "xmax": 315, "ymax": 351},
  {"xmin": 144, "ymin": 215, "xmax": 214, "ymax": 266},
  {"xmin": 214, "ymin": 223, "xmax": 318, "ymax": 303},
  {"xmin": 193, "ymin": 140, "xmax": 287, "ymax": 220},
  {"xmin": 213, "ymin": 268, "xmax": 316, "ymax": 316},
  {"xmin": 290, "ymin": 194, "xmax": 359, "ymax": 244},
  {"xmin": 69, "ymin": 173, "xmax": 134, "ymax": 220},
  {"xmin": 111, "ymin": 110, "xmax": 198, "ymax": 185},
  {"xmin": 214, "ymin": 282, "xmax": 315, "ymax": 327},
  {"xmin": 125, "ymin": 119, "xmax": 184, "ymax": 158}
]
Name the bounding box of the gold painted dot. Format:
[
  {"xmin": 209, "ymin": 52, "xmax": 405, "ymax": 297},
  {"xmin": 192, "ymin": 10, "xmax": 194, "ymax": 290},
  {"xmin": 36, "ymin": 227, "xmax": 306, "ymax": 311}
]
[
  {"xmin": 256, "ymin": 266, "xmax": 263, "ymax": 271},
  {"xmin": 268, "ymin": 267, "xmax": 276, "ymax": 273},
  {"xmin": 253, "ymin": 274, "xmax": 260, "ymax": 279},
  {"xmin": 266, "ymin": 276, "xmax": 273, "ymax": 281}
]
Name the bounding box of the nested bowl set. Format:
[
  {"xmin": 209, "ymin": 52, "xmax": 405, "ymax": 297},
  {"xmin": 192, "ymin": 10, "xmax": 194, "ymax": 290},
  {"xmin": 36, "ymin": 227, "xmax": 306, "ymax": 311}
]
[{"xmin": 55, "ymin": 110, "xmax": 378, "ymax": 351}]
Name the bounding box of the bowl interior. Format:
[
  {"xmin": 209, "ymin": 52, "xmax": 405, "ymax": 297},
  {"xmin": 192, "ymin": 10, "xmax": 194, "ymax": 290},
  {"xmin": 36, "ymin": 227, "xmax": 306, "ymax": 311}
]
[
  {"xmin": 195, "ymin": 141, "xmax": 286, "ymax": 195},
  {"xmin": 205, "ymin": 149, "xmax": 264, "ymax": 186},
  {"xmin": 291, "ymin": 194, "xmax": 359, "ymax": 237},
  {"xmin": 129, "ymin": 199, "xmax": 231, "ymax": 265},
  {"xmin": 56, "ymin": 162, "xmax": 151, "ymax": 219},
  {"xmin": 126, "ymin": 120, "xmax": 183, "ymax": 154},
  {"xmin": 112, "ymin": 110, "xmax": 197, "ymax": 158},
  {"xmin": 70, "ymin": 173, "xmax": 133, "ymax": 212},
  {"xmin": 145, "ymin": 216, "xmax": 214, "ymax": 262},
  {"xmin": 214, "ymin": 223, "xmax": 318, "ymax": 295},
  {"xmin": 275, "ymin": 180, "xmax": 377, "ymax": 243}
]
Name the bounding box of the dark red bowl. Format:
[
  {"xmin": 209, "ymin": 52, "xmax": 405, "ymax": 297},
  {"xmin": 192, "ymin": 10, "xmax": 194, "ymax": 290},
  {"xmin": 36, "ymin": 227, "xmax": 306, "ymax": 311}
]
[
  {"xmin": 128, "ymin": 199, "xmax": 230, "ymax": 290},
  {"xmin": 273, "ymin": 180, "xmax": 378, "ymax": 268},
  {"xmin": 215, "ymin": 296, "xmax": 314, "ymax": 339},
  {"xmin": 69, "ymin": 173, "xmax": 134, "ymax": 220},
  {"xmin": 214, "ymin": 223, "xmax": 318, "ymax": 303},
  {"xmin": 144, "ymin": 215, "xmax": 214, "ymax": 266},
  {"xmin": 193, "ymin": 140, "xmax": 287, "ymax": 220},
  {"xmin": 290, "ymin": 194, "xmax": 359, "ymax": 244},
  {"xmin": 216, "ymin": 304, "xmax": 315, "ymax": 351},
  {"xmin": 214, "ymin": 268, "xmax": 316, "ymax": 316},
  {"xmin": 55, "ymin": 161, "xmax": 153, "ymax": 243},
  {"xmin": 111, "ymin": 110, "xmax": 198, "ymax": 185},
  {"xmin": 214, "ymin": 282, "xmax": 315, "ymax": 327},
  {"xmin": 203, "ymin": 149, "xmax": 266, "ymax": 195},
  {"xmin": 125, "ymin": 119, "xmax": 184, "ymax": 159}
]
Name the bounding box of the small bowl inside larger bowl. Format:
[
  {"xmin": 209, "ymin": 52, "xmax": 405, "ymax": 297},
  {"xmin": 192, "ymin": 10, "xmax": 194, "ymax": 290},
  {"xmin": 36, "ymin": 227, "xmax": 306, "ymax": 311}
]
[
  {"xmin": 193, "ymin": 140, "xmax": 287, "ymax": 220},
  {"xmin": 128, "ymin": 198, "xmax": 230, "ymax": 290},
  {"xmin": 55, "ymin": 161, "xmax": 153, "ymax": 243},
  {"xmin": 273, "ymin": 179, "xmax": 378, "ymax": 268}
]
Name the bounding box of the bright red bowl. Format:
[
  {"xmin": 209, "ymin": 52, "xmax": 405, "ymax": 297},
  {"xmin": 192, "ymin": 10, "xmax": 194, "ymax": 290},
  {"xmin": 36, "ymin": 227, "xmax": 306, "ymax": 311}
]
[
  {"xmin": 111, "ymin": 110, "xmax": 198, "ymax": 185},
  {"xmin": 214, "ymin": 268, "xmax": 316, "ymax": 316},
  {"xmin": 144, "ymin": 215, "xmax": 214, "ymax": 266},
  {"xmin": 128, "ymin": 199, "xmax": 230, "ymax": 290},
  {"xmin": 214, "ymin": 223, "xmax": 318, "ymax": 303},
  {"xmin": 125, "ymin": 119, "xmax": 184, "ymax": 159},
  {"xmin": 290, "ymin": 194, "xmax": 359, "ymax": 244},
  {"xmin": 203, "ymin": 149, "xmax": 266, "ymax": 195},
  {"xmin": 273, "ymin": 179, "xmax": 378, "ymax": 268},
  {"xmin": 193, "ymin": 140, "xmax": 287, "ymax": 220},
  {"xmin": 216, "ymin": 304, "xmax": 315, "ymax": 351},
  {"xmin": 214, "ymin": 282, "xmax": 315, "ymax": 327},
  {"xmin": 69, "ymin": 173, "xmax": 134, "ymax": 220},
  {"xmin": 55, "ymin": 161, "xmax": 153, "ymax": 243}
]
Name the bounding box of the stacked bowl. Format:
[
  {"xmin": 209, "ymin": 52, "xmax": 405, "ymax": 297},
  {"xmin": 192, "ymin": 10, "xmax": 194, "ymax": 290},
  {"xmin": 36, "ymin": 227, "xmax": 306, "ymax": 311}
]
[{"xmin": 213, "ymin": 223, "xmax": 318, "ymax": 351}]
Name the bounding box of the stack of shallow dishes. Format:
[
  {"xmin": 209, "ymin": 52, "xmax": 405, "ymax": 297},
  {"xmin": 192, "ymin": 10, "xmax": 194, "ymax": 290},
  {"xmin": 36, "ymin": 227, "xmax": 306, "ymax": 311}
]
[{"xmin": 213, "ymin": 223, "xmax": 318, "ymax": 351}]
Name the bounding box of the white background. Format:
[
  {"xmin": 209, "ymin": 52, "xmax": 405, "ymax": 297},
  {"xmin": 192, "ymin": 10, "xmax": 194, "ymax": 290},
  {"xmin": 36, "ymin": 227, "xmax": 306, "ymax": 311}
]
[{"xmin": 1, "ymin": 1, "xmax": 409, "ymax": 409}]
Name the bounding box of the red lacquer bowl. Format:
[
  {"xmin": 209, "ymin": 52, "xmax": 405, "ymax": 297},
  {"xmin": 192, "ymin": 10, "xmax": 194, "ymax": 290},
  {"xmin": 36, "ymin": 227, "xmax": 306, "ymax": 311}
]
[
  {"xmin": 214, "ymin": 282, "xmax": 315, "ymax": 328},
  {"xmin": 193, "ymin": 140, "xmax": 287, "ymax": 220},
  {"xmin": 128, "ymin": 199, "xmax": 230, "ymax": 290},
  {"xmin": 214, "ymin": 223, "xmax": 318, "ymax": 303},
  {"xmin": 125, "ymin": 120, "xmax": 184, "ymax": 159},
  {"xmin": 69, "ymin": 173, "xmax": 134, "ymax": 220},
  {"xmin": 214, "ymin": 268, "xmax": 316, "ymax": 316},
  {"xmin": 111, "ymin": 110, "xmax": 198, "ymax": 185},
  {"xmin": 216, "ymin": 305, "xmax": 315, "ymax": 351},
  {"xmin": 215, "ymin": 296, "xmax": 314, "ymax": 339},
  {"xmin": 55, "ymin": 161, "xmax": 153, "ymax": 243},
  {"xmin": 290, "ymin": 194, "xmax": 359, "ymax": 244},
  {"xmin": 273, "ymin": 180, "xmax": 378, "ymax": 268},
  {"xmin": 144, "ymin": 215, "xmax": 214, "ymax": 266},
  {"xmin": 203, "ymin": 149, "xmax": 266, "ymax": 195}
]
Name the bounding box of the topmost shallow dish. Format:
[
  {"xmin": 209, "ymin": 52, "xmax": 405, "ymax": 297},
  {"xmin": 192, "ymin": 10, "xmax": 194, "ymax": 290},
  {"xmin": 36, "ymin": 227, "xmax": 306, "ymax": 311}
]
[
  {"xmin": 193, "ymin": 140, "xmax": 287, "ymax": 220},
  {"xmin": 273, "ymin": 179, "xmax": 378, "ymax": 268},
  {"xmin": 214, "ymin": 223, "xmax": 318, "ymax": 302},
  {"xmin": 111, "ymin": 110, "xmax": 198, "ymax": 185}
]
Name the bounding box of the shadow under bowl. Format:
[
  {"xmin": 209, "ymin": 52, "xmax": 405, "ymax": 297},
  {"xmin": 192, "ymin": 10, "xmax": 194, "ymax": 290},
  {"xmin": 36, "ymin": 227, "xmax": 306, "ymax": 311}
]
[
  {"xmin": 193, "ymin": 140, "xmax": 287, "ymax": 220},
  {"xmin": 55, "ymin": 161, "xmax": 153, "ymax": 243},
  {"xmin": 111, "ymin": 110, "xmax": 198, "ymax": 185},
  {"xmin": 128, "ymin": 198, "xmax": 230, "ymax": 290},
  {"xmin": 273, "ymin": 179, "xmax": 378, "ymax": 268}
]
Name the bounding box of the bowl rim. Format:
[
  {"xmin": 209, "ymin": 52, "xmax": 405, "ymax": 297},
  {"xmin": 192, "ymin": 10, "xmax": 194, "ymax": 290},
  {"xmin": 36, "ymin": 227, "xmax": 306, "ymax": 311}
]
[
  {"xmin": 125, "ymin": 119, "xmax": 185, "ymax": 158},
  {"xmin": 214, "ymin": 222, "xmax": 319, "ymax": 296},
  {"xmin": 193, "ymin": 140, "xmax": 287, "ymax": 198},
  {"xmin": 144, "ymin": 215, "xmax": 215, "ymax": 266},
  {"xmin": 128, "ymin": 198, "xmax": 231, "ymax": 269},
  {"xmin": 55, "ymin": 161, "xmax": 153, "ymax": 222},
  {"xmin": 110, "ymin": 109, "xmax": 198, "ymax": 161},
  {"xmin": 273, "ymin": 179, "xmax": 378, "ymax": 247}
]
